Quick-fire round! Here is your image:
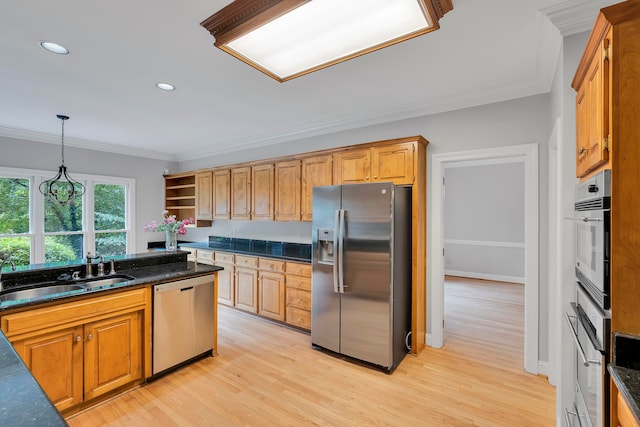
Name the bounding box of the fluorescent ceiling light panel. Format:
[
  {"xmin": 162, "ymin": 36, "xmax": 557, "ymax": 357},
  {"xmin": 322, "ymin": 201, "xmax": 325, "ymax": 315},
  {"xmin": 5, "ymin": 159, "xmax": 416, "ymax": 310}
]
[{"xmin": 201, "ymin": 0, "xmax": 453, "ymax": 82}]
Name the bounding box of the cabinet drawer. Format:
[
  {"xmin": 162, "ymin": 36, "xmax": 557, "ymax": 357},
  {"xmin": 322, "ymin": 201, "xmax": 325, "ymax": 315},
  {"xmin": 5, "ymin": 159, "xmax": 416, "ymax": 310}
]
[
  {"xmin": 286, "ymin": 275, "xmax": 311, "ymax": 291},
  {"xmin": 236, "ymin": 255, "xmax": 258, "ymax": 268},
  {"xmin": 196, "ymin": 249, "xmax": 215, "ymax": 265},
  {"xmin": 259, "ymin": 258, "xmax": 285, "ymax": 273},
  {"xmin": 214, "ymin": 252, "xmax": 234, "ymax": 263},
  {"xmin": 286, "ymin": 288, "xmax": 310, "ymax": 310},
  {"xmin": 285, "ymin": 262, "xmax": 311, "ymax": 277},
  {"xmin": 286, "ymin": 307, "xmax": 311, "ymax": 329},
  {"xmin": 1, "ymin": 288, "xmax": 149, "ymax": 339}
]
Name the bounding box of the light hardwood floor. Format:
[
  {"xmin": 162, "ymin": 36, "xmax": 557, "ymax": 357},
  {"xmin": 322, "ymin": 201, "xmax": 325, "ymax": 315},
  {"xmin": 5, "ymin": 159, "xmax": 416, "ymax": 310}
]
[{"xmin": 66, "ymin": 277, "xmax": 555, "ymax": 426}]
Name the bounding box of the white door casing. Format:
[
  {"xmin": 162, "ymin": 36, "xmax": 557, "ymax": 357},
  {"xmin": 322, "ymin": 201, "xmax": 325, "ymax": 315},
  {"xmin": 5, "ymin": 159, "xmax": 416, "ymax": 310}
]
[{"xmin": 430, "ymin": 143, "xmax": 539, "ymax": 374}]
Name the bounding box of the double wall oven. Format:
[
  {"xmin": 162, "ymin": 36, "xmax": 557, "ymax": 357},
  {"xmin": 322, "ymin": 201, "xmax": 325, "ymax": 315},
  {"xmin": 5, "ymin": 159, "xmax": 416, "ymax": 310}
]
[{"xmin": 565, "ymin": 170, "xmax": 611, "ymax": 427}]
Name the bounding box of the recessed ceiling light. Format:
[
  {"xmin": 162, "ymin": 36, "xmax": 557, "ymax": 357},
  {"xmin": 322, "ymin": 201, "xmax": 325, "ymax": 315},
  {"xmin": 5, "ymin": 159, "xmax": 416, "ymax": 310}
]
[
  {"xmin": 156, "ymin": 83, "xmax": 175, "ymax": 91},
  {"xmin": 40, "ymin": 41, "xmax": 69, "ymax": 55}
]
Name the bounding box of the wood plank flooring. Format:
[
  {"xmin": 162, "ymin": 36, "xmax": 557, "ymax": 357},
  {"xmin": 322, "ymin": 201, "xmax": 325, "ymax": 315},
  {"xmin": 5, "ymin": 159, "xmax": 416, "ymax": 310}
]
[{"xmin": 66, "ymin": 277, "xmax": 555, "ymax": 426}]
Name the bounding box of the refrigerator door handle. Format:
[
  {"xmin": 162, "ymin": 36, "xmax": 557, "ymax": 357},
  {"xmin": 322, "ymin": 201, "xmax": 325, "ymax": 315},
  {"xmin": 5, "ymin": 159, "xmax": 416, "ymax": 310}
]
[
  {"xmin": 338, "ymin": 209, "xmax": 346, "ymax": 293},
  {"xmin": 332, "ymin": 209, "xmax": 340, "ymax": 293}
]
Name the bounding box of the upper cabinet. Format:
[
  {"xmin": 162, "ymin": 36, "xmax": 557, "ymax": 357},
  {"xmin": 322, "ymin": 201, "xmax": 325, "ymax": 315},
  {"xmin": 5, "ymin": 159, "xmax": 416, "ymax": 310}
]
[
  {"xmin": 333, "ymin": 148, "xmax": 370, "ymax": 184},
  {"xmin": 195, "ymin": 172, "xmax": 213, "ymax": 221},
  {"xmin": 164, "ymin": 173, "xmax": 197, "ymax": 222},
  {"xmin": 252, "ymin": 164, "xmax": 274, "ymax": 221},
  {"xmin": 275, "ymin": 160, "xmax": 301, "ymax": 221},
  {"xmin": 334, "ymin": 144, "xmax": 414, "ymax": 185},
  {"xmin": 231, "ymin": 167, "xmax": 251, "ymax": 220},
  {"xmin": 212, "ymin": 169, "xmax": 231, "ymax": 220},
  {"xmin": 573, "ymin": 31, "xmax": 611, "ymax": 178},
  {"xmin": 301, "ymin": 155, "xmax": 333, "ymax": 222}
]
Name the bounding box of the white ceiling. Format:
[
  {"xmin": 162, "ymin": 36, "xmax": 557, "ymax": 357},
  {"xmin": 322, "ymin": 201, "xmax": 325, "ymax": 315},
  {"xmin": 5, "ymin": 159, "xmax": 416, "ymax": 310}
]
[{"xmin": 0, "ymin": 0, "xmax": 616, "ymax": 162}]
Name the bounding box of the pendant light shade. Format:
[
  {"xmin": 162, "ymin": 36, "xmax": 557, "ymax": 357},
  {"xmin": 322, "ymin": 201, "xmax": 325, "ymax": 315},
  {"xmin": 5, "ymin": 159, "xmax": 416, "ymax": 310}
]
[
  {"xmin": 201, "ymin": 0, "xmax": 453, "ymax": 82},
  {"xmin": 39, "ymin": 115, "xmax": 85, "ymax": 205}
]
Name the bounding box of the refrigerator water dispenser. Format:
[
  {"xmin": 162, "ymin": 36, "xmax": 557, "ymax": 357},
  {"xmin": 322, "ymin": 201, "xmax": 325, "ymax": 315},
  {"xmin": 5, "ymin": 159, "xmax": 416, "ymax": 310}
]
[{"xmin": 317, "ymin": 228, "xmax": 334, "ymax": 264}]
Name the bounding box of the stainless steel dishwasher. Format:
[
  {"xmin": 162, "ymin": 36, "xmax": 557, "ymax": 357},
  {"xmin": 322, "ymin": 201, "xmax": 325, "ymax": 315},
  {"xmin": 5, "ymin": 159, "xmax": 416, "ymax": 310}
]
[{"xmin": 153, "ymin": 275, "xmax": 214, "ymax": 376}]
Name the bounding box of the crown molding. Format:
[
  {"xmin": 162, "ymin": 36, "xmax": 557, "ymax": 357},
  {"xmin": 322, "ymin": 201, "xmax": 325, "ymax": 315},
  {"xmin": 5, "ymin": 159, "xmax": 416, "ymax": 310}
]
[
  {"xmin": 540, "ymin": 0, "xmax": 616, "ymax": 36},
  {"xmin": 0, "ymin": 126, "xmax": 177, "ymax": 162}
]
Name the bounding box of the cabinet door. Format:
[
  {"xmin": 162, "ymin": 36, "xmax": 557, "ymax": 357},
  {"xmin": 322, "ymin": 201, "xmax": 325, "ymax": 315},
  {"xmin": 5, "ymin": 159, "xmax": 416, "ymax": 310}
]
[
  {"xmin": 252, "ymin": 164, "xmax": 274, "ymax": 220},
  {"xmin": 333, "ymin": 149, "xmax": 371, "ymax": 184},
  {"xmin": 301, "ymin": 155, "xmax": 333, "ymax": 221},
  {"xmin": 275, "ymin": 160, "xmax": 301, "ymax": 221},
  {"xmin": 235, "ymin": 267, "xmax": 258, "ymax": 313},
  {"xmin": 11, "ymin": 326, "xmax": 84, "ymax": 411},
  {"xmin": 83, "ymin": 311, "xmax": 143, "ymax": 401},
  {"xmin": 216, "ymin": 262, "xmax": 235, "ymax": 306},
  {"xmin": 195, "ymin": 172, "xmax": 213, "ymax": 220},
  {"xmin": 259, "ymin": 271, "xmax": 285, "ymax": 321},
  {"xmin": 576, "ymin": 84, "xmax": 589, "ymax": 177},
  {"xmin": 576, "ymin": 38, "xmax": 610, "ymax": 178},
  {"xmin": 371, "ymin": 143, "xmax": 415, "ymax": 184},
  {"xmin": 231, "ymin": 167, "xmax": 251, "ymax": 220},
  {"xmin": 213, "ymin": 169, "xmax": 231, "ymax": 219}
]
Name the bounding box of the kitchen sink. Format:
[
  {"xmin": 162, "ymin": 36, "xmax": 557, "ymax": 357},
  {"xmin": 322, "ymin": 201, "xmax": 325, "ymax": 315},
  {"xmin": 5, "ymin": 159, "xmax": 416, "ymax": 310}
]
[
  {"xmin": 77, "ymin": 274, "xmax": 135, "ymax": 290},
  {"xmin": 0, "ymin": 284, "xmax": 86, "ymax": 302}
]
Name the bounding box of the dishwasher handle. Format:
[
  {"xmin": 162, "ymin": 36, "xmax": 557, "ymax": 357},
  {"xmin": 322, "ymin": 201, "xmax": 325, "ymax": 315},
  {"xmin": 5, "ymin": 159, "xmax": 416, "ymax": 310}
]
[{"xmin": 181, "ymin": 286, "xmax": 194, "ymax": 292}]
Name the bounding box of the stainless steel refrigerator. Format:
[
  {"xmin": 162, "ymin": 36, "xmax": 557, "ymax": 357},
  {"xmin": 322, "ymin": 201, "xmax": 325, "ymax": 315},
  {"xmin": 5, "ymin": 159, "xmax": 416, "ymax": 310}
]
[{"xmin": 311, "ymin": 182, "xmax": 411, "ymax": 372}]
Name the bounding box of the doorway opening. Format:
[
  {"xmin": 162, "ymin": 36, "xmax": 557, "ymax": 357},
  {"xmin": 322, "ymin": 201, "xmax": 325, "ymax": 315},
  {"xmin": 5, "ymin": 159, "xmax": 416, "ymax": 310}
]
[{"xmin": 430, "ymin": 144, "xmax": 539, "ymax": 374}]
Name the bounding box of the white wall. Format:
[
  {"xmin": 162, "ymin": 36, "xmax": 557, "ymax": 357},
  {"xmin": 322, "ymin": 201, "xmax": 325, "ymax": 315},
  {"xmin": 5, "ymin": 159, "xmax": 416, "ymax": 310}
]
[
  {"xmin": 444, "ymin": 161, "xmax": 525, "ymax": 283},
  {"xmin": 0, "ymin": 135, "xmax": 177, "ymax": 253}
]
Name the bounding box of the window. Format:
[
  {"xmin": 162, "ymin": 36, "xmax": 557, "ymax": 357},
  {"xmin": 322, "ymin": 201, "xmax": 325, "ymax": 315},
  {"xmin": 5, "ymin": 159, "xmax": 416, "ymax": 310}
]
[{"xmin": 0, "ymin": 167, "xmax": 135, "ymax": 267}]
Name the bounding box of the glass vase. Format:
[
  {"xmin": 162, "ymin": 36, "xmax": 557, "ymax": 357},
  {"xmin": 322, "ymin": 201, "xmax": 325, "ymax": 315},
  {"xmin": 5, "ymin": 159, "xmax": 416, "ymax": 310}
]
[{"xmin": 165, "ymin": 230, "xmax": 177, "ymax": 251}]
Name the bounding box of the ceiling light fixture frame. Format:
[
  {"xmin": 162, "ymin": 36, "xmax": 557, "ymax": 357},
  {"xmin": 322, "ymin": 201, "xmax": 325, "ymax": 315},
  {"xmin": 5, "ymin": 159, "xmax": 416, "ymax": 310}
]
[
  {"xmin": 200, "ymin": 0, "xmax": 453, "ymax": 82},
  {"xmin": 39, "ymin": 115, "xmax": 85, "ymax": 205}
]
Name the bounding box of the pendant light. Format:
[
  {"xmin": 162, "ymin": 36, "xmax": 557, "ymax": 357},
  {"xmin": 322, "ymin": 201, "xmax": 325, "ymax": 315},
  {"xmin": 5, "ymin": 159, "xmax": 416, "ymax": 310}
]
[{"xmin": 39, "ymin": 114, "xmax": 85, "ymax": 204}]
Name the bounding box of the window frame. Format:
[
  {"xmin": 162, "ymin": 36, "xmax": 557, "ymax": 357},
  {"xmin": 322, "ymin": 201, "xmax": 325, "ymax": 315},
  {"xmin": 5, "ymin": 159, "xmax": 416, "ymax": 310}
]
[{"xmin": 0, "ymin": 166, "xmax": 135, "ymax": 264}]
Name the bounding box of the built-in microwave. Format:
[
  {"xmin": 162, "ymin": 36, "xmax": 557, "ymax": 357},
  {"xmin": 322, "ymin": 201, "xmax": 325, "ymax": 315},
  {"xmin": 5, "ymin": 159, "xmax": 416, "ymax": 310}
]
[{"xmin": 573, "ymin": 170, "xmax": 610, "ymax": 310}]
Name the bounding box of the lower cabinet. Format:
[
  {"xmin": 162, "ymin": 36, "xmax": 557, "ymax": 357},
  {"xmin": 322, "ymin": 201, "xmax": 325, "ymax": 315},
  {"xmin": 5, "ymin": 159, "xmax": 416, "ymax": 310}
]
[
  {"xmin": 1, "ymin": 287, "xmax": 149, "ymax": 413},
  {"xmin": 235, "ymin": 256, "xmax": 259, "ymax": 313},
  {"xmin": 285, "ymin": 262, "xmax": 312, "ymax": 330},
  {"xmin": 214, "ymin": 252, "xmax": 235, "ymax": 306},
  {"xmin": 258, "ymin": 258, "xmax": 285, "ymax": 321}
]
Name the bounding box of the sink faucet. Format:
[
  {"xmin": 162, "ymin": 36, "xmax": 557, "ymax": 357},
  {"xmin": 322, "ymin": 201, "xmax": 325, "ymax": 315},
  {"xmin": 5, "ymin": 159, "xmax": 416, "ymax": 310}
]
[
  {"xmin": 97, "ymin": 255, "xmax": 106, "ymax": 276},
  {"xmin": 85, "ymin": 253, "xmax": 100, "ymax": 278},
  {"xmin": 0, "ymin": 260, "xmax": 16, "ymax": 292}
]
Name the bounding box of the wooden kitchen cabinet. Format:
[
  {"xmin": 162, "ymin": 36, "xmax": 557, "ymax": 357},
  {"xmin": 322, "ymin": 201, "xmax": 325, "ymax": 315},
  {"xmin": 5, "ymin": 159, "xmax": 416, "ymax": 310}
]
[
  {"xmin": 301, "ymin": 155, "xmax": 333, "ymax": 221},
  {"xmin": 83, "ymin": 311, "xmax": 142, "ymax": 401},
  {"xmin": 333, "ymin": 148, "xmax": 371, "ymax": 184},
  {"xmin": 164, "ymin": 173, "xmax": 196, "ymax": 223},
  {"xmin": 1, "ymin": 287, "xmax": 149, "ymax": 413},
  {"xmin": 258, "ymin": 258, "xmax": 285, "ymax": 321},
  {"xmin": 195, "ymin": 172, "xmax": 213, "ymax": 221},
  {"xmin": 334, "ymin": 143, "xmax": 414, "ymax": 185},
  {"xmin": 252, "ymin": 164, "xmax": 274, "ymax": 220},
  {"xmin": 213, "ymin": 169, "xmax": 231, "ymax": 219},
  {"xmin": 285, "ymin": 262, "xmax": 311, "ymax": 330},
  {"xmin": 235, "ymin": 255, "xmax": 258, "ymax": 313},
  {"xmin": 231, "ymin": 167, "xmax": 251, "ymax": 220},
  {"xmin": 275, "ymin": 160, "xmax": 301, "ymax": 221},
  {"xmin": 11, "ymin": 325, "xmax": 84, "ymax": 411},
  {"xmin": 214, "ymin": 251, "xmax": 235, "ymax": 306},
  {"xmin": 574, "ymin": 31, "xmax": 610, "ymax": 178}
]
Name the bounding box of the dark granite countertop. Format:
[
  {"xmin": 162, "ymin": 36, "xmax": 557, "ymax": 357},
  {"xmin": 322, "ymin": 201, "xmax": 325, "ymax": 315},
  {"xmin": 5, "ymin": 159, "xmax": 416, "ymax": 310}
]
[
  {"xmin": 0, "ymin": 333, "xmax": 67, "ymax": 426},
  {"xmin": 609, "ymin": 333, "xmax": 640, "ymax": 425},
  {"xmin": 179, "ymin": 236, "xmax": 311, "ymax": 263},
  {"xmin": 0, "ymin": 251, "xmax": 222, "ymax": 311}
]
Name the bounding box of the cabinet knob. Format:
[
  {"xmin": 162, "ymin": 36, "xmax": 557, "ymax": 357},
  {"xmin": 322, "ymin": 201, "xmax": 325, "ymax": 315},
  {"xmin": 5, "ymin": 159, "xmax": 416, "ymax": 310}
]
[
  {"xmin": 87, "ymin": 334, "xmax": 93, "ymax": 340},
  {"xmin": 75, "ymin": 336, "xmax": 82, "ymax": 343},
  {"xmin": 365, "ymin": 176, "xmax": 369, "ymax": 180},
  {"xmin": 578, "ymin": 147, "xmax": 587, "ymax": 155},
  {"xmin": 374, "ymin": 176, "xmax": 378, "ymax": 179}
]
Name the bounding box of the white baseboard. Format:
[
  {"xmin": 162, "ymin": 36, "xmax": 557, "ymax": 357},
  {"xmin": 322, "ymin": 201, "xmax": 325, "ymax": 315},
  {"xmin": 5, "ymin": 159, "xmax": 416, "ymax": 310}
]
[{"xmin": 444, "ymin": 269, "xmax": 525, "ymax": 284}]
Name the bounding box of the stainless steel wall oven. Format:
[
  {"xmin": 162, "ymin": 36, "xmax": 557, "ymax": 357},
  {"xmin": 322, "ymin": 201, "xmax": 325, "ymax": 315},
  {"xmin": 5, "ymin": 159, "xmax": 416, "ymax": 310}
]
[{"xmin": 565, "ymin": 169, "xmax": 612, "ymax": 427}]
